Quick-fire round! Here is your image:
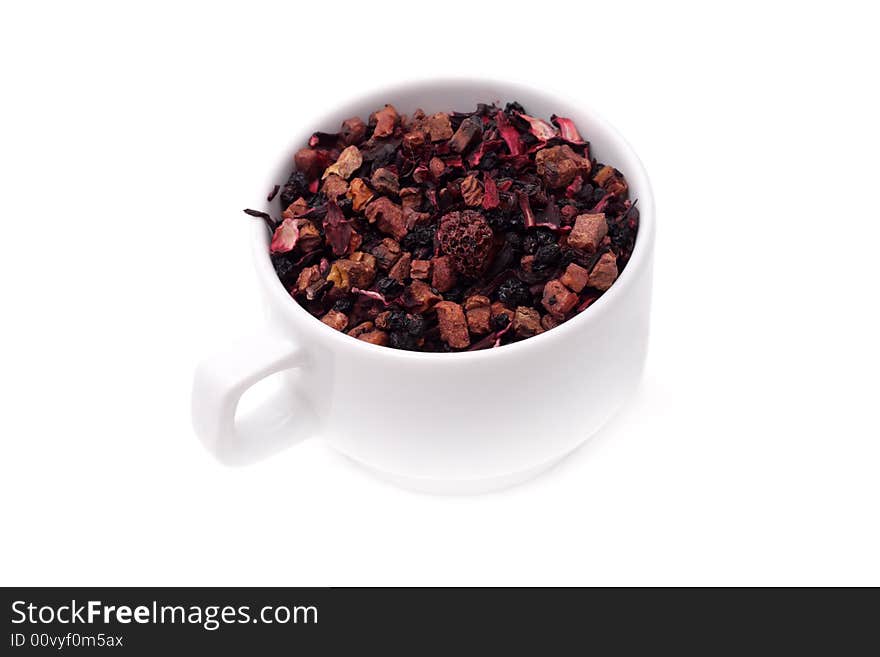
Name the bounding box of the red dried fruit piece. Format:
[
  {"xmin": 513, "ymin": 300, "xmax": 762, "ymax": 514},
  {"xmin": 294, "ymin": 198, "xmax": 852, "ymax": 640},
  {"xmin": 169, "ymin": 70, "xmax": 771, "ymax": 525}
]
[
  {"xmin": 460, "ymin": 174, "xmax": 484, "ymax": 207},
  {"xmin": 294, "ymin": 147, "xmax": 332, "ymax": 180},
  {"xmin": 321, "ymin": 174, "xmax": 349, "ymax": 200},
  {"xmin": 593, "ymin": 165, "xmax": 628, "ymax": 198},
  {"xmin": 449, "ymin": 116, "xmax": 483, "ymax": 153},
  {"xmin": 371, "ymin": 238, "xmax": 402, "ymax": 270},
  {"xmin": 535, "ymin": 144, "xmax": 590, "ymax": 189},
  {"xmin": 463, "ymin": 295, "xmax": 492, "ymax": 335},
  {"xmin": 270, "ymin": 218, "xmax": 300, "ymax": 254},
  {"xmin": 371, "ymin": 167, "xmax": 399, "ymax": 195},
  {"xmin": 410, "ymin": 259, "xmax": 432, "ymax": 280},
  {"xmin": 347, "ymin": 178, "xmax": 375, "ymax": 212},
  {"xmin": 323, "ymin": 145, "xmax": 362, "ymax": 180},
  {"xmin": 435, "ymin": 301, "xmax": 470, "ymax": 349},
  {"xmin": 560, "ymin": 263, "xmax": 590, "ymax": 293},
  {"xmin": 365, "ymin": 197, "xmax": 407, "ymax": 240},
  {"xmin": 324, "ymin": 201, "xmax": 353, "ymax": 257},
  {"xmin": 296, "ymin": 219, "xmax": 322, "ymax": 252},
  {"xmin": 495, "ymin": 111, "xmax": 524, "ymax": 156},
  {"xmin": 568, "ymin": 213, "xmax": 608, "ymax": 252},
  {"xmin": 482, "ymin": 174, "xmax": 500, "ymax": 210},
  {"xmin": 370, "ymin": 104, "xmax": 399, "ymax": 138},
  {"xmin": 588, "ymin": 251, "xmax": 619, "ymax": 291},
  {"xmin": 282, "ymin": 197, "xmax": 310, "ymax": 219},
  {"xmin": 516, "ymin": 112, "xmax": 558, "ymax": 141},
  {"xmin": 402, "ymin": 280, "xmax": 441, "ymax": 313},
  {"xmin": 340, "ymin": 116, "xmax": 367, "ymax": 146},
  {"xmin": 550, "ymin": 115, "xmax": 586, "ymax": 145},
  {"xmin": 512, "ymin": 306, "xmax": 543, "ymax": 338},
  {"xmin": 541, "ymin": 279, "xmax": 578, "ymax": 320},
  {"xmin": 295, "ymin": 265, "xmax": 321, "ymax": 295},
  {"xmin": 436, "ymin": 210, "xmax": 494, "ymax": 276},
  {"xmin": 430, "ymin": 255, "xmax": 457, "ymax": 293},
  {"xmin": 425, "ymin": 113, "xmax": 454, "ymax": 141},
  {"xmin": 388, "ymin": 252, "xmax": 412, "ymax": 282},
  {"xmin": 321, "ymin": 310, "xmax": 348, "ymax": 331}
]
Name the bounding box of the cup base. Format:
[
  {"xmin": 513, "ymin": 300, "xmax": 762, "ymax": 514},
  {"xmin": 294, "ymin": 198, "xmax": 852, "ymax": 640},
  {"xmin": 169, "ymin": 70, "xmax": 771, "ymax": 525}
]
[{"xmin": 338, "ymin": 451, "xmax": 572, "ymax": 495}]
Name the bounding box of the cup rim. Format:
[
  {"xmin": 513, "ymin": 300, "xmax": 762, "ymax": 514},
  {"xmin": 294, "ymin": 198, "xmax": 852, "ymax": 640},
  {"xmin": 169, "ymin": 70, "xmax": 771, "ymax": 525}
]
[{"xmin": 250, "ymin": 77, "xmax": 655, "ymax": 362}]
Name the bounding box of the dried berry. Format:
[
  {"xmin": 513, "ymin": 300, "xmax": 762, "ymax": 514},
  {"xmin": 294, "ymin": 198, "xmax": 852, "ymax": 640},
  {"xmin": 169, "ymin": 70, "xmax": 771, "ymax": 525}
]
[
  {"xmin": 257, "ymin": 101, "xmax": 637, "ymax": 351},
  {"xmin": 436, "ymin": 210, "xmax": 494, "ymax": 276}
]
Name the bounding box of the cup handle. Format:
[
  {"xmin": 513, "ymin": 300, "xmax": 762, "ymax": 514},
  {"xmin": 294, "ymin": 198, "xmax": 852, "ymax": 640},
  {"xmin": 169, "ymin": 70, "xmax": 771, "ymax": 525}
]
[{"xmin": 191, "ymin": 328, "xmax": 316, "ymax": 465}]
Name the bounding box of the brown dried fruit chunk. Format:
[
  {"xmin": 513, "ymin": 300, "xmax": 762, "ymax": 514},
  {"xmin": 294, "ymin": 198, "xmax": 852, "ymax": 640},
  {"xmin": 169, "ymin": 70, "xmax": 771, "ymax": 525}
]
[
  {"xmin": 535, "ymin": 145, "xmax": 589, "ymax": 188},
  {"xmin": 399, "ymin": 187, "xmax": 422, "ymax": 210},
  {"xmin": 410, "ymin": 259, "xmax": 432, "ymax": 280},
  {"xmin": 388, "ymin": 252, "xmax": 412, "ymax": 282},
  {"xmin": 568, "ymin": 213, "xmax": 608, "ymax": 252},
  {"xmin": 347, "ymin": 178, "xmax": 375, "ymax": 212},
  {"xmin": 294, "ymin": 148, "xmax": 323, "ymax": 179},
  {"xmin": 541, "ymin": 314, "xmax": 560, "ymax": 331},
  {"xmin": 371, "ymin": 238, "xmax": 402, "ymax": 270},
  {"xmin": 593, "ymin": 165, "xmax": 628, "ymax": 197},
  {"xmin": 348, "ymin": 321, "xmax": 374, "ymax": 338},
  {"xmin": 449, "ymin": 116, "xmax": 483, "ymax": 153},
  {"xmin": 282, "ymin": 197, "xmax": 310, "ymax": 219},
  {"xmin": 370, "ymin": 104, "xmax": 399, "ymax": 138},
  {"xmin": 321, "ymin": 310, "xmax": 348, "ymax": 331},
  {"xmin": 541, "ymin": 279, "xmax": 578, "ymax": 319},
  {"xmin": 429, "ymin": 157, "xmax": 446, "ymax": 180},
  {"xmin": 374, "ymin": 311, "xmax": 392, "ymax": 330},
  {"xmin": 402, "ymin": 280, "xmax": 441, "ymax": 313},
  {"xmin": 295, "ymin": 265, "xmax": 322, "ymax": 294},
  {"xmin": 588, "ymin": 251, "xmax": 619, "ymax": 291},
  {"xmin": 371, "ymin": 167, "xmax": 399, "ymax": 195},
  {"xmin": 560, "ymin": 262, "xmax": 590, "ymax": 293},
  {"xmin": 491, "ymin": 302, "xmax": 515, "ymax": 325},
  {"xmin": 340, "ymin": 116, "xmax": 367, "ymax": 146},
  {"xmin": 436, "ymin": 210, "xmax": 494, "ymax": 276},
  {"xmin": 358, "ymin": 330, "xmax": 389, "ymax": 346},
  {"xmin": 464, "ymin": 295, "xmax": 492, "ymax": 335},
  {"xmin": 326, "ymin": 262, "xmax": 350, "ymax": 292},
  {"xmin": 321, "ymin": 173, "xmax": 349, "ymax": 200},
  {"xmin": 365, "ymin": 197, "xmax": 407, "ymax": 240},
  {"xmin": 460, "ymin": 174, "xmax": 484, "ymax": 207},
  {"xmin": 513, "ymin": 306, "xmax": 544, "ymax": 338},
  {"xmin": 435, "ymin": 301, "xmax": 470, "ymax": 349},
  {"xmin": 339, "ymin": 252, "xmax": 377, "ymax": 288},
  {"xmin": 323, "ymin": 145, "xmax": 362, "ymax": 180},
  {"xmin": 425, "ymin": 113, "xmax": 454, "ymax": 141},
  {"xmin": 431, "ymin": 255, "xmax": 457, "ymax": 293},
  {"xmin": 296, "ymin": 219, "xmax": 322, "ymax": 252}
]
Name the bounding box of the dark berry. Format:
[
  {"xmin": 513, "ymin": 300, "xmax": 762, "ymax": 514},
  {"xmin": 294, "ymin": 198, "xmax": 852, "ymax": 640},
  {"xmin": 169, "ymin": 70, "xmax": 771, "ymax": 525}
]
[
  {"xmin": 491, "ymin": 313, "xmax": 511, "ymax": 331},
  {"xmin": 376, "ymin": 276, "xmax": 403, "ymax": 298},
  {"xmin": 534, "ymin": 243, "xmax": 561, "ymax": 269},
  {"xmin": 278, "ymin": 170, "xmax": 309, "ymax": 209},
  {"xmin": 389, "ymin": 331, "xmax": 419, "ymax": 350},
  {"xmin": 497, "ymin": 277, "xmax": 532, "ymax": 307},
  {"xmin": 271, "ymin": 254, "xmax": 298, "ymax": 285},
  {"xmin": 401, "ymin": 224, "xmax": 436, "ymax": 251},
  {"xmin": 333, "ymin": 297, "xmax": 354, "ymax": 313}
]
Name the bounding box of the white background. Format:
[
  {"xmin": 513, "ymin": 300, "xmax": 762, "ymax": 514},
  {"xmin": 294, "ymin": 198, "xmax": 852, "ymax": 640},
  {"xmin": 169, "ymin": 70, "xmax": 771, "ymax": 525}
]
[{"xmin": 2, "ymin": 1, "xmax": 878, "ymax": 586}]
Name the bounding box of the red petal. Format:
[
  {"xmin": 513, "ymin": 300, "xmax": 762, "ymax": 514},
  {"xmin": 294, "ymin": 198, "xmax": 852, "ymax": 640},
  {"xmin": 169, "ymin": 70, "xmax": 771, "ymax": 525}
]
[
  {"xmin": 516, "ymin": 112, "xmax": 558, "ymax": 141},
  {"xmin": 550, "ymin": 115, "xmax": 586, "ymax": 145},
  {"xmin": 269, "ymin": 218, "xmax": 300, "ymax": 254},
  {"xmin": 517, "ymin": 191, "xmax": 536, "ymax": 228},
  {"xmin": 482, "ymin": 174, "xmax": 500, "ymax": 210},
  {"xmin": 495, "ymin": 111, "xmax": 524, "ymax": 156},
  {"xmin": 323, "ymin": 201, "xmax": 352, "ymax": 257}
]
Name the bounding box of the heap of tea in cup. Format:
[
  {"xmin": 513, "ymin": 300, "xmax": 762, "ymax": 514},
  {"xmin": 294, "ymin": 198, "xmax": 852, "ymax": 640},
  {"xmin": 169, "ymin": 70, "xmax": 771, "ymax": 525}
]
[{"xmin": 246, "ymin": 102, "xmax": 639, "ymax": 352}]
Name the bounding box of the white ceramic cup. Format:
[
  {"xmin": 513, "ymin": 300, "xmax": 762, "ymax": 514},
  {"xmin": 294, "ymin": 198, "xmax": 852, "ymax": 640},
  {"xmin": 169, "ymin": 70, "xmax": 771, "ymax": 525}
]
[{"xmin": 192, "ymin": 79, "xmax": 655, "ymax": 494}]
